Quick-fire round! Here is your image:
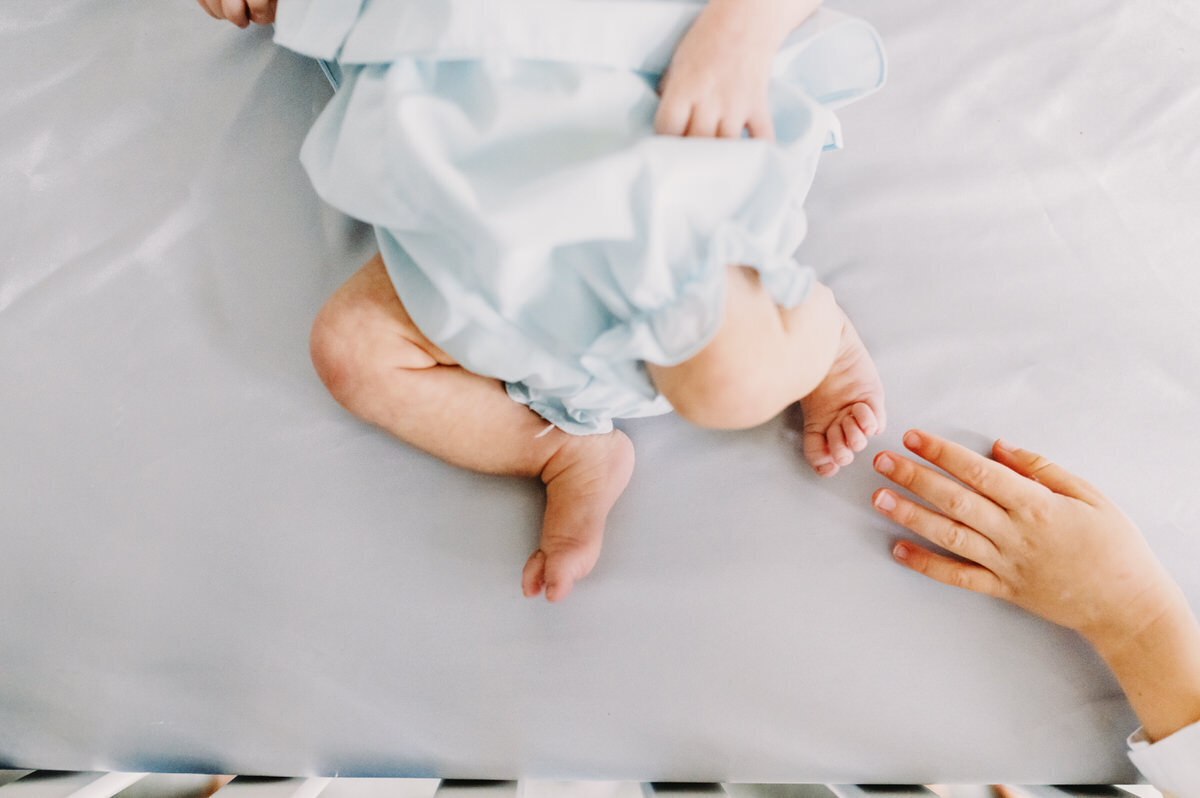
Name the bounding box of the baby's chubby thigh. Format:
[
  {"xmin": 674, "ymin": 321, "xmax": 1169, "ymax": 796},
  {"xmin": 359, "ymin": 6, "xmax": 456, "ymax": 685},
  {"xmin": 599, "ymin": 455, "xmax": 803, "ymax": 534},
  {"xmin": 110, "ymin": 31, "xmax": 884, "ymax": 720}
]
[{"xmin": 647, "ymin": 267, "xmax": 842, "ymax": 430}]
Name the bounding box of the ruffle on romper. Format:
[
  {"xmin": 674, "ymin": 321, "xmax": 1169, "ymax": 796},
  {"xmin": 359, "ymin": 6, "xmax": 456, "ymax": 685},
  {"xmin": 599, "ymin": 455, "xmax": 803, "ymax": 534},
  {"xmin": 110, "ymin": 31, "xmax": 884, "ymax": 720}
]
[{"xmin": 275, "ymin": 0, "xmax": 886, "ymax": 434}]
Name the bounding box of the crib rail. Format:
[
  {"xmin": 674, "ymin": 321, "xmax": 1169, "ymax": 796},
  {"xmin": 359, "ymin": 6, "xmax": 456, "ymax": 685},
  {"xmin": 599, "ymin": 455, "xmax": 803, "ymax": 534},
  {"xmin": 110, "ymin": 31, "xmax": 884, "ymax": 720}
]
[{"xmin": 0, "ymin": 772, "xmax": 1160, "ymax": 798}]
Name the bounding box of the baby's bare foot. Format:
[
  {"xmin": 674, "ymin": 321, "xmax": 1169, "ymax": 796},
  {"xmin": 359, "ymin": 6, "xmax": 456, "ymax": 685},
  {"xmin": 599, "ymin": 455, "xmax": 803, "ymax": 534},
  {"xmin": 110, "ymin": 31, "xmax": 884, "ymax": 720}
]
[
  {"xmin": 521, "ymin": 429, "xmax": 635, "ymax": 602},
  {"xmin": 797, "ymin": 308, "xmax": 885, "ymax": 477}
]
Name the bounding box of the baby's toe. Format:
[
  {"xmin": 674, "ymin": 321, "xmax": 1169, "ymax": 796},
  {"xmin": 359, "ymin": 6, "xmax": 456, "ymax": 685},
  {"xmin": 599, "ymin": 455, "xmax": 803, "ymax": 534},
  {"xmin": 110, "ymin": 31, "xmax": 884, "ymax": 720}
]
[
  {"xmin": 828, "ymin": 422, "xmax": 854, "ymax": 466},
  {"xmin": 850, "ymin": 402, "xmax": 881, "ymax": 437},
  {"xmin": 521, "ymin": 549, "xmax": 547, "ymax": 598},
  {"xmin": 542, "ymin": 554, "xmax": 582, "ymax": 603},
  {"xmin": 841, "ymin": 413, "xmax": 869, "ymax": 452},
  {"xmin": 802, "ymin": 431, "xmax": 839, "ymax": 477}
]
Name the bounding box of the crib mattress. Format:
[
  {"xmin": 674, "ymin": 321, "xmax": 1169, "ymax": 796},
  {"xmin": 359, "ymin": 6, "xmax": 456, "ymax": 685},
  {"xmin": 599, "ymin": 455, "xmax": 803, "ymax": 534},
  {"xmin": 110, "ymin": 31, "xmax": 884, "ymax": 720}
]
[{"xmin": 2, "ymin": 0, "xmax": 1198, "ymax": 784}]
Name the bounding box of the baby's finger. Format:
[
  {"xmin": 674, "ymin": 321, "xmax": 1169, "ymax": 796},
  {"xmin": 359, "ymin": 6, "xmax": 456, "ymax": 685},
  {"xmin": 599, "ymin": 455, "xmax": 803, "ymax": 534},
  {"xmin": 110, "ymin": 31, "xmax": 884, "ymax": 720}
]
[
  {"xmin": 892, "ymin": 540, "xmax": 1005, "ymax": 598},
  {"xmin": 716, "ymin": 116, "xmax": 745, "ymax": 139},
  {"xmin": 683, "ymin": 105, "xmax": 720, "ymax": 139},
  {"xmin": 220, "ymin": 0, "xmax": 250, "ymax": 27},
  {"xmin": 991, "ymin": 439, "xmax": 1104, "ymax": 505},
  {"xmin": 746, "ymin": 110, "xmax": 775, "ymax": 141},
  {"xmin": 903, "ymin": 429, "xmax": 1050, "ymax": 512},
  {"xmin": 873, "ymin": 488, "xmax": 1000, "ymax": 568},
  {"xmin": 874, "ymin": 449, "xmax": 1009, "ymax": 534},
  {"xmin": 196, "ymin": 0, "xmax": 220, "ymax": 19},
  {"xmin": 654, "ymin": 96, "xmax": 690, "ymax": 137}
]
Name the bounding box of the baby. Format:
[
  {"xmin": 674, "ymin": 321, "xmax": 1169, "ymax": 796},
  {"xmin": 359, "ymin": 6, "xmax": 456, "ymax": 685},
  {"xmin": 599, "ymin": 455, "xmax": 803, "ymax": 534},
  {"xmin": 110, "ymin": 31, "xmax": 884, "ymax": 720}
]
[{"xmin": 198, "ymin": 0, "xmax": 887, "ymax": 602}]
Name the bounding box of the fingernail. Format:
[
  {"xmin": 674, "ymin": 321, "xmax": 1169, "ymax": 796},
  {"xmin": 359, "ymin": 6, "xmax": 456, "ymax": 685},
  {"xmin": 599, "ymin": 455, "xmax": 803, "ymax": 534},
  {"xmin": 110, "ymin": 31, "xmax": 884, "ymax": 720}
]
[
  {"xmin": 903, "ymin": 430, "xmax": 921, "ymax": 449},
  {"xmin": 874, "ymin": 453, "xmax": 894, "ymax": 474},
  {"xmin": 874, "ymin": 490, "xmax": 896, "ymax": 512},
  {"xmin": 893, "ymin": 542, "xmax": 909, "ymax": 561},
  {"xmin": 995, "ymin": 438, "xmax": 1014, "ymax": 452}
]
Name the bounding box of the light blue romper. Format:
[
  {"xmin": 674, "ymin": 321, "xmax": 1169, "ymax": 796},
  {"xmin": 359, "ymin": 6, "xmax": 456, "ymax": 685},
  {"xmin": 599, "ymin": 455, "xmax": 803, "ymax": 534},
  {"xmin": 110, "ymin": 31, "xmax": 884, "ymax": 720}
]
[{"xmin": 275, "ymin": 0, "xmax": 886, "ymax": 434}]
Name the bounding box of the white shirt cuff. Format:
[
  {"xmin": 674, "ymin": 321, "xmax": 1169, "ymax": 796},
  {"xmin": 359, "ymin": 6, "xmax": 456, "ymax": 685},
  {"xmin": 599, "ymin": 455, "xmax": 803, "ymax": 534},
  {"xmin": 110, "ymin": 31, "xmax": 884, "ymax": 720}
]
[{"xmin": 1127, "ymin": 719, "xmax": 1200, "ymax": 797}]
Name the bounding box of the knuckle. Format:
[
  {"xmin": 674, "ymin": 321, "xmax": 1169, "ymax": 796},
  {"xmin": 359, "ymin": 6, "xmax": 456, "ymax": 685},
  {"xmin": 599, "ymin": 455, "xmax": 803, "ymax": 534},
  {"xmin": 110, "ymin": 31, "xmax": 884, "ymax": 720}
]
[
  {"xmin": 1022, "ymin": 496, "xmax": 1053, "ymax": 525},
  {"xmin": 942, "ymin": 522, "xmax": 965, "ymax": 552},
  {"xmin": 945, "ymin": 493, "xmax": 972, "ymax": 518},
  {"xmin": 963, "ymin": 460, "xmax": 988, "ymax": 488},
  {"xmin": 1026, "ymin": 454, "xmax": 1054, "ymax": 478},
  {"xmin": 949, "ymin": 568, "xmax": 975, "ymax": 591}
]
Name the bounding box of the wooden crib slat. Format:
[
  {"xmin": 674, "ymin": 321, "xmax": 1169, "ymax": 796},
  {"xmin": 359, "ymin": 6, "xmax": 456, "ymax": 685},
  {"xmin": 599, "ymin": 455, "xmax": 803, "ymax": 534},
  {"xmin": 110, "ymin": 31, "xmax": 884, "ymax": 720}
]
[
  {"xmin": 516, "ymin": 782, "xmax": 644, "ymax": 798},
  {"xmin": 642, "ymin": 784, "xmax": 728, "ymax": 798},
  {"xmin": 0, "ymin": 775, "xmax": 34, "ymax": 791},
  {"xmin": 319, "ymin": 779, "xmax": 441, "ymax": 798},
  {"xmin": 213, "ymin": 778, "xmax": 332, "ymax": 798},
  {"xmin": 433, "ymin": 783, "xmax": 517, "ymax": 798},
  {"xmin": 109, "ymin": 774, "xmax": 228, "ymax": 798},
  {"xmin": 992, "ymin": 788, "xmax": 1134, "ymax": 797},
  {"xmin": 724, "ymin": 786, "xmax": 839, "ymax": 798},
  {"xmin": 828, "ymin": 788, "xmax": 937, "ymax": 798},
  {"xmin": 0, "ymin": 772, "xmax": 145, "ymax": 798}
]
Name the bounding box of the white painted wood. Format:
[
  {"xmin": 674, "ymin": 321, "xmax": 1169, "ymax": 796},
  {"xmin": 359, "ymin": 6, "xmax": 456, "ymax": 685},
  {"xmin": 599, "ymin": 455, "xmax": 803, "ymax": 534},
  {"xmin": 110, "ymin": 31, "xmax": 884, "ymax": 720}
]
[
  {"xmin": 213, "ymin": 778, "xmax": 332, "ymax": 798},
  {"xmin": 318, "ymin": 779, "xmax": 441, "ymax": 798},
  {"xmin": 828, "ymin": 788, "xmax": 937, "ymax": 798},
  {"xmin": 516, "ymin": 782, "xmax": 644, "ymax": 798},
  {"xmin": 641, "ymin": 784, "xmax": 727, "ymax": 798},
  {"xmin": 71, "ymin": 773, "xmax": 147, "ymax": 798},
  {"xmin": 1116, "ymin": 786, "xmax": 1163, "ymax": 798},
  {"xmin": 110, "ymin": 774, "xmax": 227, "ymax": 798},
  {"xmin": 0, "ymin": 775, "xmax": 33, "ymax": 791},
  {"xmin": 724, "ymin": 785, "xmax": 839, "ymax": 798},
  {"xmin": 433, "ymin": 784, "xmax": 517, "ymax": 798},
  {"xmin": 992, "ymin": 789, "xmax": 1128, "ymax": 798},
  {"xmin": 0, "ymin": 773, "xmax": 124, "ymax": 798}
]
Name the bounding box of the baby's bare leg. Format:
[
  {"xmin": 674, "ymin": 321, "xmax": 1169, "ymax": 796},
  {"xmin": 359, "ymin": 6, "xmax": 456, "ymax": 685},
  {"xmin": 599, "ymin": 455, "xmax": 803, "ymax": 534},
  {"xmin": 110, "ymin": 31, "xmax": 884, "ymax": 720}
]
[
  {"xmin": 647, "ymin": 265, "xmax": 885, "ymax": 476},
  {"xmin": 310, "ymin": 253, "xmax": 634, "ymax": 602}
]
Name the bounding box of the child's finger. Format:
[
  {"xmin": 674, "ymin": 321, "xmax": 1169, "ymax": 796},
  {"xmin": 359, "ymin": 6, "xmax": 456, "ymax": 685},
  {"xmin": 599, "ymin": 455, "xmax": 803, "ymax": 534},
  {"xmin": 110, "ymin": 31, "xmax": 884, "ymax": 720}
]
[
  {"xmin": 892, "ymin": 540, "xmax": 1005, "ymax": 598},
  {"xmin": 716, "ymin": 116, "xmax": 745, "ymax": 139},
  {"xmin": 903, "ymin": 429, "xmax": 1051, "ymax": 512},
  {"xmin": 873, "ymin": 488, "xmax": 1000, "ymax": 568},
  {"xmin": 654, "ymin": 96, "xmax": 690, "ymax": 137},
  {"xmin": 746, "ymin": 110, "xmax": 775, "ymax": 141},
  {"xmin": 873, "ymin": 448, "xmax": 1009, "ymax": 531},
  {"xmin": 683, "ymin": 105, "xmax": 719, "ymax": 138},
  {"xmin": 220, "ymin": 0, "xmax": 250, "ymax": 27},
  {"xmin": 246, "ymin": 0, "xmax": 276, "ymax": 24},
  {"xmin": 196, "ymin": 0, "xmax": 219, "ymax": 19},
  {"xmin": 991, "ymin": 439, "xmax": 1104, "ymax": 505}
]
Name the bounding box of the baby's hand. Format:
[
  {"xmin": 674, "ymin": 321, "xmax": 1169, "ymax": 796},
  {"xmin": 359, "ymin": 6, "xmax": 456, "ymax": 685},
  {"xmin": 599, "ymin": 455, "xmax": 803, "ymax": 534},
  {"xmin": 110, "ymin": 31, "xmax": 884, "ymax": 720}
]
[
  {"xmin": 655, "ymin": 0, "xmax": 781, "ymax": 139},
  {"xmin": 195, "ymin": 0, "xmax": 276, "ymax": 28},
  {"xmin": 872, "ymin": 430, "xmax": 1179, "ymax": 651}
]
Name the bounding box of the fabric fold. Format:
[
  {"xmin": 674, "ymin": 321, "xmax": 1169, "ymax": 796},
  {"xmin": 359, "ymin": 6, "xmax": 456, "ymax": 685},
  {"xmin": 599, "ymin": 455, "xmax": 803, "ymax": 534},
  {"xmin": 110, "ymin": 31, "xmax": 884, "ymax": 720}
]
[{"xmin": 278, "ymin": 2, "xmax": 886, "ymax": 434}]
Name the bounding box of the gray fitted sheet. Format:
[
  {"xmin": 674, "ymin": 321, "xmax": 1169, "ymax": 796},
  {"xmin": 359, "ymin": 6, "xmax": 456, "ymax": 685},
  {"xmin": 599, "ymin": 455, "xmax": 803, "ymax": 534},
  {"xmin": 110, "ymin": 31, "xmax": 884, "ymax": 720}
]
[{"xmin": 2, "ymin": 0, "xmax": 1198, "ymax": 784}]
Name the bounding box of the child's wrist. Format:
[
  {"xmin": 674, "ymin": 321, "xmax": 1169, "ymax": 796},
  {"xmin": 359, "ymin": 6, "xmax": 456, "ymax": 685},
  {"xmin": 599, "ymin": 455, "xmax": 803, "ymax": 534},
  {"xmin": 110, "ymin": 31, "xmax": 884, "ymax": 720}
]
[
  {"xmin": 1084, "ymin": 580, "xmax": 1192, "ymax": 663},
  {"xmin": 700, "ymin": 0, "xmax": 812, "ymax": 51}
]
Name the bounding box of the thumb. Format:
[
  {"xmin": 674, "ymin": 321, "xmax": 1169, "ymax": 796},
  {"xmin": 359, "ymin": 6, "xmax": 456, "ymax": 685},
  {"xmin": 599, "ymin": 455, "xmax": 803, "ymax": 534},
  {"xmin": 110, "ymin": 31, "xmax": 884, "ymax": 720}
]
[{"xmin": 992, "ymin": 439, "xmax": 1102, "ymax": 504}]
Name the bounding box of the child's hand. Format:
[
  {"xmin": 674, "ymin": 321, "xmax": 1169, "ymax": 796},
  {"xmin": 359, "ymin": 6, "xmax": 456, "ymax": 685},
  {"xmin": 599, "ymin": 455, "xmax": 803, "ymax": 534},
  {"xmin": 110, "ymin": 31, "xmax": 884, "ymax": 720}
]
[
  {"xmin": 871, "ymin": 430, "xmax": 1179, "ymax": 650},
  {"xmin": 655, "ymin": 0, "xmax": 782, "ymax": 140},
  {"xmin": 195, "ymin": 0, "xmax": 276, "ymax": 28}
]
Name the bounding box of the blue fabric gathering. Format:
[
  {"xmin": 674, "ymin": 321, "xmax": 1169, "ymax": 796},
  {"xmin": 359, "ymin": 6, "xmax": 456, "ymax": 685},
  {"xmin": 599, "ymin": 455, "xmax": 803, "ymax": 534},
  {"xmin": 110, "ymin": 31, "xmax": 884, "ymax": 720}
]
[{"xmin": 275, "ymin": 0, "xmax": 887, "ymax": 434}]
